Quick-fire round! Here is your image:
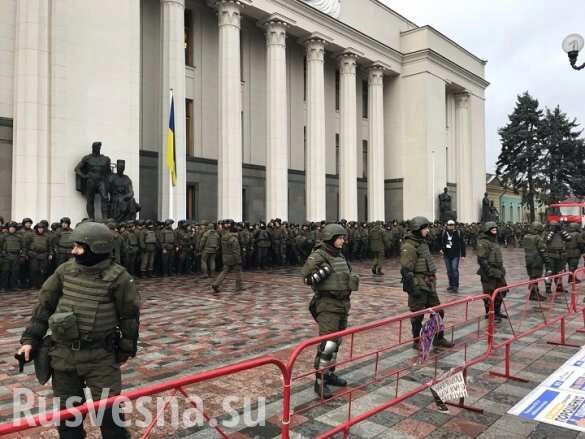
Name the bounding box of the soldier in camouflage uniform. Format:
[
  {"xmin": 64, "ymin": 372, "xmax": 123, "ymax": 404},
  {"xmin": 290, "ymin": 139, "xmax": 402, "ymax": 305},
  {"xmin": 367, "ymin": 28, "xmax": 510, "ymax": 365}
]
[
  {"xmin": 566, "ymin": 223, "xmax": 583, "ymax": 283},
  {"xmin": 158, "ymin": 219, "xmax": 177, "ymax": 277},
  {"xmin": 1, "ymin": 222, "xmax": 24, "ymax": 291},
  {"xmin": 18, "ymin": 221, "xmax": 140, "ymax": 439},
  {"xmin": 18, "ymin": 218, "xmax": 34, "ymax": 288},
  {"xmin": 139, "ymin": 220, "xmax": 158, "ymax": 277},
  {"xmin": 303, "ymin": 223, "xmax": 359, "ymax": 399},
  {"xmin": 254, "ymin": 223, "xmax": 271, "ymax": 270},
  {"xmin": 400, "ymin": 217, "xmax": 454, "ymax": 349},
  {"xmin": 122, "ymin": 221, "xmax": 140, "ymax": 275},
  {"xmin": 175, "ymin": 220, "xmax": 194, "ymax": 275},
  {"xmin": 212, "ymin": 220, "xmax": 244, "ymax": 293},
  {"xmin": 25, "ymin": 222, "xmax": 53, "ymax": 289},
  {"xmin": 521, "ymin": 223, "xmax": 548, "ymax": 301},
  {"xmin": 476, "ymin": 222, "xmax": 508, "ymax": 322},
  {"xmin": 200, "ymin": 222, "xmax": 220, "ymax": 278},
  {"xmin": 55, "ymin": 217, "xmax": 74, "ymax": 267},
  {"xmin": 544, "ymin": 221, "xmax": 571, "ymax": 294},
  {"xmin": 368, "ymin": 221, "xmax": 385, "ymax": 275}
]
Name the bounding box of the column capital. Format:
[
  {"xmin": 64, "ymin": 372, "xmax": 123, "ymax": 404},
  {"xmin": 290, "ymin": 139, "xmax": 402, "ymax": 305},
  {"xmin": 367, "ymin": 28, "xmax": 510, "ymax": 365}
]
[
  {"xmin": 264, "ymin": 20, "xmax": 287, "ymax": 47},
  {"xmin": 368, "ymin": 65, "xmax": 384, "ymax": 86},
  {"xmin": 455, "ymin": 92, "xmax": 470, "ymax": 108},
  {"xmin": 216, "ymin": 0, "xmax": 242, "ymax": 28},
  {"xmin": 338, "ymin": 52, "xmax": 358, "ymax": 75},
  {"xmin": 305, "ymin": 38, "xmax": 326, "ymax": 63}
]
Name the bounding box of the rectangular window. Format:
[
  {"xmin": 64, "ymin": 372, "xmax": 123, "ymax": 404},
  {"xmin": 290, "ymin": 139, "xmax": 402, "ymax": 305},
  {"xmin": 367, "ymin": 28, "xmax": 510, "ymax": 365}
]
[
  {"xmin": 335, "ymin": 70, "xmax": 340, "ymax": 111},
  {"xmin": 186, "ymin": 183, "xmax": 199, "ymax": 221},
  {"xmin": 186, "ymin": 98, "xmax": 193, "ymax": 156},
  {"xmin": 184, "ymin": 9, "xmax": 193, "ymax": 67},
  {"xmin": 303, "ymin": 57, "xmax": 307, "ymax": 102},
  {"xmin": 362, "ymin": 140, "xmax": 368, "ymax": 178},
  {"xmin": 335, "ymin": 133, "xmax": 340, "ymax": 175},
  {"xmin": 362, "ymin": 80, "xmax": 369, "ymax": 119},
  {"xmin": 364, "ymin": 195, "xmax": 368, "ymax": 221}
]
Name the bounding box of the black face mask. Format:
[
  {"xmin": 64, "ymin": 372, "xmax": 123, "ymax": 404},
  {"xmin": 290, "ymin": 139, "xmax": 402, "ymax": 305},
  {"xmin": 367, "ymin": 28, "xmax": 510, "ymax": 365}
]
[{"xmin": 74, "ymin": 243, "xmax": 110, "ymax": 266}]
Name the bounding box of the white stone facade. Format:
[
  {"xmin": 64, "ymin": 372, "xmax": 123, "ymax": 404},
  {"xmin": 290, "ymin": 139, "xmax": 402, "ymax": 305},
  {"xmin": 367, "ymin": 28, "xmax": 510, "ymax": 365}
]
[{"xmin": 0, "ymin": 0, "xmax": 488, "ymax": 224}]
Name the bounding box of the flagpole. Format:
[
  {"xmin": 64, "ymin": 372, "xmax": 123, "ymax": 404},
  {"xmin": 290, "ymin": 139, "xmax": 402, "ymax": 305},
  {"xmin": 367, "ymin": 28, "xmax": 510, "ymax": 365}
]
[{"xmin": 168, "ymin": 88, "xmax": 174, "ymax": 221}]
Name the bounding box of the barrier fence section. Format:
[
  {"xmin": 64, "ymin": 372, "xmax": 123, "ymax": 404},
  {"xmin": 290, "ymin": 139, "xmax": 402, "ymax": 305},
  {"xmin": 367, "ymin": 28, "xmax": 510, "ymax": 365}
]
[
  {"xmin": 285, "ymin": 295, "xmax": 493, "ymax": 439},
  {"xmin": 0, "ymin": 355, "xmax": 289, "ymax": 439},
  {"xmin": 572, "ymin": 267, "xmax": 585, "ymax": 334},
  {"xmin": 488, "ymin": 271, "xmax": 579, "ymax": 382},
  {"xmin": 3, "ymin": 270, "xmax": 585, "ymax": 438}
]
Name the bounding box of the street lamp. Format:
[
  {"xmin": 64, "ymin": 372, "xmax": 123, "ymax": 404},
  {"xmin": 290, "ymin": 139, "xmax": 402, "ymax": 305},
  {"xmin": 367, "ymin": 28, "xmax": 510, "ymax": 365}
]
[{"xmin": 562, "ymin": 33, "xmax": 585, "ymax": 70}]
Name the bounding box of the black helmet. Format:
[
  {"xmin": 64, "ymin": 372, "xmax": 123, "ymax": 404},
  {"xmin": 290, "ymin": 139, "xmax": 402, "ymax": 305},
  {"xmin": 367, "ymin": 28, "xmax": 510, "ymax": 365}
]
[
  {"xmin": 321, "ymin": 223, "xmax": 347, "ymax": 241},
  {"xmin": 22, "ymin": 218, "xmax": 33, "ymax": 225},
  {"xmin": 60, "ymin": 217, "xmax": 71, "ymax": 225},
  {"xmin": 165, "ymin": 219, "xmax": 174, "ymax": 226},
  {"xmin": 409, "ymin": 216, "xmax": 431, "ymax": 232},
  {"xmin": 71, "ymin": 221, "xmax": 114, "ymax": 254}
]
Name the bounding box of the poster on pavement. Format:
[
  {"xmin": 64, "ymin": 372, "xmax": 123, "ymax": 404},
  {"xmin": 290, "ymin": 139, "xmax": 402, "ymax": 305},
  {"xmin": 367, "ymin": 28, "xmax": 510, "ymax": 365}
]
[{"xmin": 509, "ymin": 346, "xmax": 585, "ymax": 431}]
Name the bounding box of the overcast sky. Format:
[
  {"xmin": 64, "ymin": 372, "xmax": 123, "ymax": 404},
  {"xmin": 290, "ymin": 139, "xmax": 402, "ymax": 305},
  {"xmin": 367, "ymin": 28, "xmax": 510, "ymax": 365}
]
[{"xmin": 381, "ymin": 0, "xmax": 585, "ymax": 172}]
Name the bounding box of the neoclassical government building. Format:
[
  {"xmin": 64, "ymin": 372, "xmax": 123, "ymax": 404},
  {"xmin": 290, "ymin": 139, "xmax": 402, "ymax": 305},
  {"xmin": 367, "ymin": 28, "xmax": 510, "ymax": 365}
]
[{"xmin": 0, "ymin": 0, "xmax": 488, "ymax": 224}]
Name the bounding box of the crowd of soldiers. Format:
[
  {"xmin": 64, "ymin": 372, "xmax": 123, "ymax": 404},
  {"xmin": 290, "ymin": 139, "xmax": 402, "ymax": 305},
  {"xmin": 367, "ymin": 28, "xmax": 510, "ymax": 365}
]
[{"xmin": 2, "ymin": 214, "xmax": 585, "ymax": 293}]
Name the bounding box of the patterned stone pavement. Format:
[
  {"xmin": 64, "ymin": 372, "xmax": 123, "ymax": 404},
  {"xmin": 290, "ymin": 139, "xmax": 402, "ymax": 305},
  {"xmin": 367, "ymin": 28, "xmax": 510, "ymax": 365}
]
[{"xmin": 1, "ymin": 247, "xmax": 585, "ymax": 438}]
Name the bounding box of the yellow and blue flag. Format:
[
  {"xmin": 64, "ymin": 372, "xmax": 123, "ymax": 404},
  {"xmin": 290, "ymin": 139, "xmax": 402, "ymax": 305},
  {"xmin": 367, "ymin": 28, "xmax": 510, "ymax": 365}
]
[{"xmin": 166, "ymin": 92, "xmax": 177, "ymax": 186}]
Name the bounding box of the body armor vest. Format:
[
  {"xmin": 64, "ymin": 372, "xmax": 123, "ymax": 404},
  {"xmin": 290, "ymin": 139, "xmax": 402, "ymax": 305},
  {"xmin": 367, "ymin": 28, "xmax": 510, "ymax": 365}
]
[
  {"xmin": 30, "ymin": 234, "xmax": 50, "ymax": 253},
  {"xmin": 127, "ymin": 231, "xmax": 139, "ymax": 247},
  {"xmin": 160, "ymin": 229, "xmax": 175, "ymax": 247},
  {"xmin": 566, "ymin": 232, "xmax": 581, "ymax": 259},
  {"xmin": 54, "ymin": 261, "xmax": 123, "ymax": 340},
  {"xmin": 204, "ymin": 231, "xmax": 219, "ymax": 251},
  {"xmin": 144, "ymin": 230, "xmax": 157, "ymax": 244},
  {"xmin": 58, "ymin": 230, "xmax": 74, "ymax": 250},
  {"xmin": 413, "ymin": 240, "xmax": 436, "ymax": 275},
  {"xmin": 523, "ymin": 234, "xmax": 543, "ymax": 262},
  {"xmin": 548, "ymin": 232, "xmax": 566, "ymax": 252},
  {"xmin": 3, "ymin": 235, "xmax": 21, "ymax": 253},
  {"xmin": 317, "ymin": 249, "xmax": 352, "ymax": 293}
]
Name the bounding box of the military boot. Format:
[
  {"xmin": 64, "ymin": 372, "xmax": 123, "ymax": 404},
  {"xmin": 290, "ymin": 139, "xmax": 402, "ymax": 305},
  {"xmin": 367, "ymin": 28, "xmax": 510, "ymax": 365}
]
[
  {"xmin": 494, "ymin": 302, "xmax": 508, "ymax": 321},
  {"xmin": 326, "ymin": 372, "xmax": 347, "ymax": 387},
  {"xmin": 529, "ymin": 285, "xmax": 547, "ymax": 302},
  {"xmin": 433, "ymin": 332, "xmax": 455, "ymax": 348},
  {"xmin": 314, "ymin": 373, "xmax": 334, "ymax": 399},
  {"xmin": 376, "ymin": 267, "xmax": 385, "ymax": 275},
  {"xmin": 371, "ymin": 265, "xmax": 377, "ymax": 275}
]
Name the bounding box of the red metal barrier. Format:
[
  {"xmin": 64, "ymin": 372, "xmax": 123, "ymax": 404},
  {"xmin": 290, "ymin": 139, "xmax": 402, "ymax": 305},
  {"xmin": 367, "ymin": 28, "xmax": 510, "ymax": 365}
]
[
  {"xmin": 284, "ymin": 295, "xmax": 492, "ymax": 439},
  {"xmin": 5, "ymin": 270, "xmax": 585, "ymax": 438},
  {"xmin": 572, "ymin": 267, "xmax": 585, "ymax": 333},
  {"xmin": 0, "ymin": 355, "xmax": 289, "ymax": 438},
  {"xmin": 488, "ymin": 271, "xmax": 578, "ymax": 382}
]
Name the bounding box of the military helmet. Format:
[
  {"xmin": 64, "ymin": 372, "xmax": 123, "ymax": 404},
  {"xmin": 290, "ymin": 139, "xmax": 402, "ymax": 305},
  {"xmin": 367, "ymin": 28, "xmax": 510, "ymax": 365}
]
[
  {"xmin": 60, "ymin": 217, "xmax": 71, "ymax": 225},
  {"xmin": 532, "ymin": 222, "xmax": 544, "ymax": 233},
  {"xmin": 71, "ymin": 221, "xmax": 114, "ymax": 254},
  {"xmin": 40, "ymin": 219, "xmax": 49, "ymax": 228},
  {"xmin": 569, "ymin": 222, "xmax": 581, "ymax": 231},
  {"xmin": 7, "ymin": 221, "xmax": 18, "ymax": 229},
  {"xmin": 34, "ymin": 222, "xmax": 45, "ymax": 230},
  {"xmin": 482, "ymin": 221, "xmax": 498, "ymax": 233},
  {"xmin": 321, "ymin": 223, "xmax": 347, "ymax": 241},
  {"xmin": 50, "ymin": 222, "xmax": 60, "ymax": 231},
  {"xmin": 22, "ymin": 218, "xmax": 33, "ymax": 225},
  {"xmin": 165, "ymin": 219, "xmax": 174, "ymax": 226},
  {"xmin": 408, "ymin": 216, "xmax": 431, "ymax": 232}
]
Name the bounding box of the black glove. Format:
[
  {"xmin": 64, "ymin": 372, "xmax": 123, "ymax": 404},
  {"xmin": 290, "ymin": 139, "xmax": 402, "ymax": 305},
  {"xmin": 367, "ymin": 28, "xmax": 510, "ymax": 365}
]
[{"xmin": 400, "ymin": 268, "xmax": 415, "ymax": 295}]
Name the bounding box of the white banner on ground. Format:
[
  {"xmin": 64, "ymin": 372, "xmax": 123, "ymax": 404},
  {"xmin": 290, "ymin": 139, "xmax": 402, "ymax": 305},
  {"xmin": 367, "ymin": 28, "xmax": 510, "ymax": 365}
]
[
  {"xmin": 431, "ymin": 371, "xmax": 468, "ymax": 402},
  {"xmin": 509, "ymin": 346, "xmax": 585, "ymax": 432}
]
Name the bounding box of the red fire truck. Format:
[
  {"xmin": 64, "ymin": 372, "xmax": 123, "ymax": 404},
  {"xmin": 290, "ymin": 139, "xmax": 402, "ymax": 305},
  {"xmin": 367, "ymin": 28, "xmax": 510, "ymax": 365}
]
[{"xmin": 546, "ymin": 202, "xmax": 585, "ymax": 225}]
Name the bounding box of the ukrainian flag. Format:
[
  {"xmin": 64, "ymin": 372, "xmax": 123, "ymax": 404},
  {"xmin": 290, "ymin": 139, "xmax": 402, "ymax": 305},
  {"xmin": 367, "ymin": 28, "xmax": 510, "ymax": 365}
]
[{"xmin": 166, "ymin": 92, "xmax": 177, "ymax": 187}]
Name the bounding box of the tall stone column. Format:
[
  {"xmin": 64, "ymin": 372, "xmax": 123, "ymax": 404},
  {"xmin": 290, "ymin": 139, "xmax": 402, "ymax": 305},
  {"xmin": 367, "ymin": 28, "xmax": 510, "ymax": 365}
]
[
  {"xmin": 455, "ymin": 93, "xmax": 472, "ymax": 223},
  {"xmin": 368, "ymin": 65, "xmax": 385, "ymax": 222},
  {"xmin": 305, "ymin": 38, "xmax": 326, "ymax": 221},
  {"xmin": 12, "ymin": 0, "xmax": 50, "ymax": 220},
  {"xmin": 160, "ymin": 0, "xmax": 187, "ymax": 220},
  {"xmin": 217, "ymin": 0, "xmax": 242, "ymax": 221},
  {"xmin": 338, "ymin": 52, "xmax": 358, "ymax": 221},
  {"xmin": 265, "ymin": 19, "xmax": 288, "ymax": 221}
]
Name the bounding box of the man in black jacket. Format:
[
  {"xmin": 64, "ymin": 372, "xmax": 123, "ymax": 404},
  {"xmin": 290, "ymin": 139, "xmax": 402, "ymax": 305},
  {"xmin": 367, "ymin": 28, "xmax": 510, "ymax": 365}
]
[{"xmin": 441, "ymin": 220, "xmax": 466, "ymax": 293}]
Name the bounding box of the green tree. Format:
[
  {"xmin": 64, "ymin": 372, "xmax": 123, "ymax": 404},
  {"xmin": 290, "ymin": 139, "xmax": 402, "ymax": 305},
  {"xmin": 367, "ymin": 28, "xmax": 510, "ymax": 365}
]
[
  {"xmin": 538, "ymin": 106, "xmax": 585, "ymax": 204},
  {"xmin": 496, "ymin": 92, "xmax": 543, "ymax": 223}
]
